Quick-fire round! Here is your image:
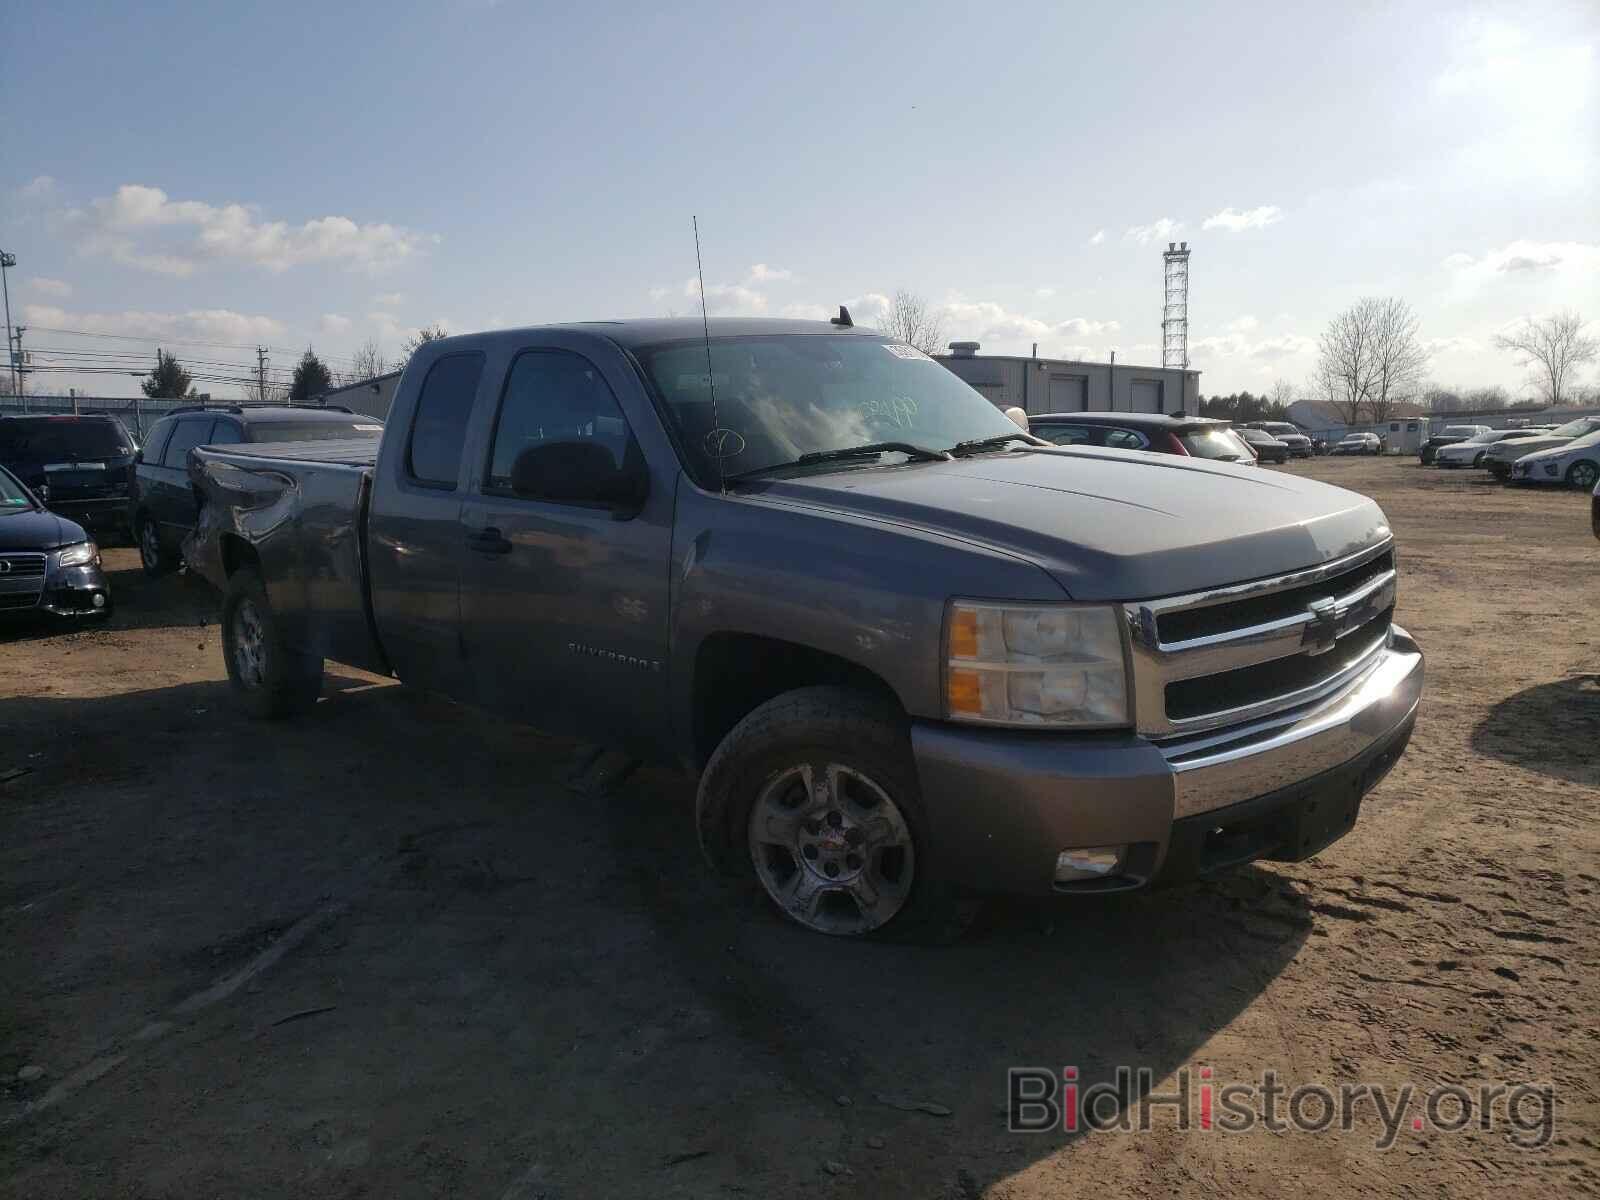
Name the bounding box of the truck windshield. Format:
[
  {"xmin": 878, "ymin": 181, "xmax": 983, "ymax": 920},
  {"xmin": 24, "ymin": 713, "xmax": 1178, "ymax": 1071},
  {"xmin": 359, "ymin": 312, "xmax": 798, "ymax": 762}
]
[
  {"xmin": 633, "ymin": 334, "xmax": 1024, "ymax": 483},
  {"xmin": 0, "ymin": 417, "xmax": 133, "ymax": 460}
]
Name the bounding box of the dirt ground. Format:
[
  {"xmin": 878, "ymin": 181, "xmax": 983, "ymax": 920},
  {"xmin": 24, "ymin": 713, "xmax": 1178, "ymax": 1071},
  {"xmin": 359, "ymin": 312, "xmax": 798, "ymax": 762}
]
[{"xmin": 2, "ymin": 457, "xmax": 1597, "ymax": 1198}]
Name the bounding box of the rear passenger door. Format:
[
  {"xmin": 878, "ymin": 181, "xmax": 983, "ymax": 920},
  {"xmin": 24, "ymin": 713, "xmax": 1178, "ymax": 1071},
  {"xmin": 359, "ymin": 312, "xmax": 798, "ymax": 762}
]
[
  {"xmin": 457, "ymin": 346, "xmax": 671, "ymax": 741},
  {"xmin": 366, "ymin": 352, "xmax": 486, "ymax": 698},
  {"xmin": 153, "ymin": 417, "xmax": 215, "ymax": 540}
]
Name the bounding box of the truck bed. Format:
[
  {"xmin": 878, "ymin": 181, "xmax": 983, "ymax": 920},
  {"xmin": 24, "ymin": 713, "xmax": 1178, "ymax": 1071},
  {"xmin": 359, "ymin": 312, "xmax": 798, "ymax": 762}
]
[{"xmin": 187, "ymin": 441, "xmax": 388, "ymax": 675}]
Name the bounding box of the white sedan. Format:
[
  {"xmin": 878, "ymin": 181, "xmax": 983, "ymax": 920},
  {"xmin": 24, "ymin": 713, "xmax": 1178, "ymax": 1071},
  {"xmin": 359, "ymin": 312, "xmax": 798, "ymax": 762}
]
[
  {"xmin": 1509, "ymin": 429, "xmax": 1600, "ymax": 489},
  {"xmin": 1435, "ymin": 427, "xmax": 1555, "ymax": 468}
]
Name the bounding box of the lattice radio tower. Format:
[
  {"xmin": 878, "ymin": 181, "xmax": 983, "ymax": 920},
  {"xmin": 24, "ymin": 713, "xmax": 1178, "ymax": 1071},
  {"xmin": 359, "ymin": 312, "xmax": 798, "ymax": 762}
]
[{"xmin": 1162, "ymin": 240, "xmax": 1191, "ymax": 370}]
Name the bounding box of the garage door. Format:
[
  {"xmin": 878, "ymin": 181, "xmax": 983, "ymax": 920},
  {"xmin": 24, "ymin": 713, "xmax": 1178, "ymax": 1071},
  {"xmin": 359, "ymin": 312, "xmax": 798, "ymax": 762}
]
[
  {"xmin": 1130, "ymin": 380, "xmax": 1163, "ymax": 413},
  {"xmin": 1047, "ymin": 374, "xmax": 1087, "ymax": 413}
]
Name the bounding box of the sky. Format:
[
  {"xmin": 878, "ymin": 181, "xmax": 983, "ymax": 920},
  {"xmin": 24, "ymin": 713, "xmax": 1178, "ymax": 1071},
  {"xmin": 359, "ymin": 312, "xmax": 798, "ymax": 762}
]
[{"xmin": 1, "ymin": 0, "xmax": 1596, "ymax": 401}]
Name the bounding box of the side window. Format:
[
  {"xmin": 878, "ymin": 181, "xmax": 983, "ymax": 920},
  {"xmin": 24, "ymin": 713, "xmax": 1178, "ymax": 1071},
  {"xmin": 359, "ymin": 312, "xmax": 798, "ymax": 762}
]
[
  {"xmin": 162, "ymin": 418, "xmax": 216, "ymax": 468},
  {"xmin": 406, "ymin": 353, "xmax": 484, "ymax": 489},
  {"xmin": 485, "ymin": 350, "xmax": 631, "ymax": 495},
  {"xmin": 1037, "ymin": 424, "xmax": 1094, "ymax": 446},
  {"xmin": 1103, "ymin": 429, "xmax": 1148, "ymax": 450},
  {"xmin": 139, "ymin": 418, "xmax": 175, "ymax": 464}
]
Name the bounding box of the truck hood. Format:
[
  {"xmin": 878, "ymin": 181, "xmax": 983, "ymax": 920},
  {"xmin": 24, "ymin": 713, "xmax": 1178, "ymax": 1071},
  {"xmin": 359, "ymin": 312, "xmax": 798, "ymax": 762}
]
[
  {"xmin": 746, "ymin": 447, "xmax": 1390, "ymax": 601},
  {"xmin": 0, "ymin": 507, "xmax": 79, "ymax": 552}
]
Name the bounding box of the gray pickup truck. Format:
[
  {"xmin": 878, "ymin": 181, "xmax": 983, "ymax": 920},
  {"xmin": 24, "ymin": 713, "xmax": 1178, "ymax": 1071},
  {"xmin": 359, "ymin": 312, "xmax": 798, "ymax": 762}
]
[{"xmin": 187, "ymin": 317, "xmax": 1423, "ymax": 940}]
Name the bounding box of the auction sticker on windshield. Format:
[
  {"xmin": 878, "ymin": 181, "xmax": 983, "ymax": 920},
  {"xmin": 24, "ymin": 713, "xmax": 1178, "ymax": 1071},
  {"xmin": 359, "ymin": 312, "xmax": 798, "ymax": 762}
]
[{"xmin": 883, "ymin": 343, "xmax": 934, "ymax": 361}]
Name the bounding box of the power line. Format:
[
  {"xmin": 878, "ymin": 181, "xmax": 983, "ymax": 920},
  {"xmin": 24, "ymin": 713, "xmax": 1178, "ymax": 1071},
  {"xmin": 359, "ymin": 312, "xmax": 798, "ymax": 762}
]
[{"xmin": 23, "ymin": 324, "xmax": 364, "ymax": 366}]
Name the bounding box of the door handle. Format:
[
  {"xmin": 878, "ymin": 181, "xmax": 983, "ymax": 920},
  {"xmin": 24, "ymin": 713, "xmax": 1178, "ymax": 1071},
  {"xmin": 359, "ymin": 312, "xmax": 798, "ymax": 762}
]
[{"xmin": 467, "ymin": 527, "xmax": 513, "ymax": 556}]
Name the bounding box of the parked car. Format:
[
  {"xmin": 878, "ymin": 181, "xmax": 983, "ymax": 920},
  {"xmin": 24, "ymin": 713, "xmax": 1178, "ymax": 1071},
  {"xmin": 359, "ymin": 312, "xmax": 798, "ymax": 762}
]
[
  {"xmin": 1243, "ymin": 421, "xmax": 1313, "ymax": 458},
  {"xmin": 0, "ymin": 414, "xmax": 139, "ymax": 543},
  {"xmin": 1028, "ymin": 411, "xmax": 1255, "ymax": 461},
  {"xmin": 1592, "ymin": 475, "xmax": 1600, "ymax": 542},
  {"xmin": 1482, "ymin": 416, "xmax": 1600, "ymax": 480},
  {"xmin": 185, "ymin": 317, "xmax": 1423, "ymax": 942},
  {"xmin": 1236, "ymin": 427, "xmax": 1290, "ymax": 464},
  {"xmin": 132, "ymin": 405, "xmax": 383, "ymax": 577},
  {"xmin": 1434, "ymin": 427, "xmax": 1555, "ymax": 469},
  {"xmin": 1508, "ymin": 429, "xmax": 1600, "ymax": 489},
  {"xmin": 1331, "ymin": 433, "xmax": 1382, "ymax": 456},
  {"xmin": 1418, "ymin": 424, "xmax": 1490, "ymax": 465},
  {"xmin": 0, "ymin": 462, "xmax": 112, "ymax": 620}
]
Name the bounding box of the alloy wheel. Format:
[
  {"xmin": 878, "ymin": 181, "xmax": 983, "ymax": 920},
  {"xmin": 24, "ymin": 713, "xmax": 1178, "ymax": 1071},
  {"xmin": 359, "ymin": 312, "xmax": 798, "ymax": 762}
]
[{"xmin": 747, "ymin": 762, "xmax": 915, "ymax": 936}]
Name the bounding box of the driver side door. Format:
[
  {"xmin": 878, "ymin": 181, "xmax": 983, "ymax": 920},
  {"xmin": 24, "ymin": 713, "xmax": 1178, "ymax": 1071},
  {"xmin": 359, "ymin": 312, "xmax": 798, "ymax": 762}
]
[{"xmin": 457, "ymin": 347, "xmax": 671, "ymax": 743}]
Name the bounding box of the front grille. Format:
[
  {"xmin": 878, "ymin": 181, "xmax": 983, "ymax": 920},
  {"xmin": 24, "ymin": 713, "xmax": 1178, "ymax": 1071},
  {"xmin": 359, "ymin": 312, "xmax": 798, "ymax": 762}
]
[
  {"xmin": 1165, "ymin": 608, "xmax": 1391, "ymax": 720},
  {"xmin": 0, "ymin": 552, "xmax": 47, "ymax": 610},
  {"xmin": 1126, "ymin": 541, "xmax": 1396, "ymax": 737},
  {"xmin": 1157, "ymin": 550, "xmax": 1393, "ymax": 644}
]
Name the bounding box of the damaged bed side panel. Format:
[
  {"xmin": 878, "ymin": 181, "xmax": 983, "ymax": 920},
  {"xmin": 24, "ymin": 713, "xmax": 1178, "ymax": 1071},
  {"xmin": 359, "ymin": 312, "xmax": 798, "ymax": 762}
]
[{"xmin": 188, "ymin": 445, "xmax": 389, "ymax": 675}]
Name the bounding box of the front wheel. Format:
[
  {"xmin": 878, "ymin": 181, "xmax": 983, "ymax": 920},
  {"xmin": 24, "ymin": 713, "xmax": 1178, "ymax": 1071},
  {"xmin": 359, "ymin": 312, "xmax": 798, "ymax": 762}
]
[
  {"xmin": 221, "ymin": 567, "xmax": 323, "ymax": 718},
  {"xmin": 1566, "ymin": 460, "xmax": 1599, "ymax": 490},
  {"xmin": 696, "ymin": 686, "xmax": 978, "ymax": 942}
]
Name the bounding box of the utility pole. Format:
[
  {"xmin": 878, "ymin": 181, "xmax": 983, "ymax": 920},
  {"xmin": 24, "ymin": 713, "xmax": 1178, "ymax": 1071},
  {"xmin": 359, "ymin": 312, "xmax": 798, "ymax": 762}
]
[
  {"xmin": 12, "ymin": 325, "xmax": 26, "ymax": 404},
  {"xmin": 0, "ymin": 250, "xmax": 16, "ymax": 397},
  {"xmin": 257, "ymin": 346, "xmax": 268, "ymax": 403}
]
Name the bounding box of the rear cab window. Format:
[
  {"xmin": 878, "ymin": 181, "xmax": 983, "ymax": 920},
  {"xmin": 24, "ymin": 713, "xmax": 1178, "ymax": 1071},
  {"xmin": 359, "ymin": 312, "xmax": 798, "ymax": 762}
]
[{"xmin": 406, "ymin": 354, "xmax": 485, "ymax": 489}]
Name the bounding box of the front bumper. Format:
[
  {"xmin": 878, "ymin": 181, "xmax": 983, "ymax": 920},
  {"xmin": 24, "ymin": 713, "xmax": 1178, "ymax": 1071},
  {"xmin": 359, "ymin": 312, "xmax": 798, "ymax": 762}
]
[
  {"xmin": 40, "ymin": 559, "xmax": 113, "ymax": 617},
  {"xmin": 910, "ymin": 626, "xmax": 1424, "ymax": 896}
]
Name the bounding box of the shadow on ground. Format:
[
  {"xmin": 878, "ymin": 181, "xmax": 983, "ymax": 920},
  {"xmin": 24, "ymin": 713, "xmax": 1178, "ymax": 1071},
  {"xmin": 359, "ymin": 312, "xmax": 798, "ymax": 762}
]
[
  {"xmin": 1, "ymin": 677, "xmax": 1309, "ymax": 1198},
  {"xmin": 1471, "ymin": 674, "xmax": 1600, "ymax": 786}
]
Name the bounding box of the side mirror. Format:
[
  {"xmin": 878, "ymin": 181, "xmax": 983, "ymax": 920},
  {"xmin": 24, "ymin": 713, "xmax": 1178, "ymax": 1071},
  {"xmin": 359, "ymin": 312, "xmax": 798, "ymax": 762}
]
[
  {"xmin": 37, "ymin": 483, "xmax": 50, "ymax": 502},
  {"xmin": 510, "ymin": 440, "xmax": 648, "ymax": 513}
]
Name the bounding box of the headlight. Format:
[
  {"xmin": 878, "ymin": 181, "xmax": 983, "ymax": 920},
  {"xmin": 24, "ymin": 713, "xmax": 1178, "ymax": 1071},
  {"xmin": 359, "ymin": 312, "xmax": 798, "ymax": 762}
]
[
  {"xmin": 57, "ymin": 541, "xmax": 99, "ymax": 568},
  {"xmin": 945, "ymin": 601, "xmax": 1130, "ymax": 727}
]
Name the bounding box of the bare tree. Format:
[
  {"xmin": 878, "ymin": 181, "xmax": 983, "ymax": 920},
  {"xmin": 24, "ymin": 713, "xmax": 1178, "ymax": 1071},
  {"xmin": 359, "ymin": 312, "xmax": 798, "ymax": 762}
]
[
  {"xmin": 1366, "ymin": 297, "xmax": 1429, "ymax": 423},
  {"xmin": 1315, "ymin": 297, "xmax": 1428, "ymax": 424},
  {"xmin": 1268, "ymin": 379, "xmax": 1297, "ymax": 413},
  {"xmin": 878, "ymin": 290, "xmax": 946, "ymax": 355},
  {"xmin": 1494, "ymin": 311, "xmax": 1597, "ymax": 407},
  {"xmin": 349, "ymin": 338, "xmax": 388, "ymax": 381},
  {"xmin": 241, "ymin": 377, "xmax": 288, "ymax": 404},
  {"xmin": 397, "ymin": 322, "xmax": 450, "ymax": 368}
]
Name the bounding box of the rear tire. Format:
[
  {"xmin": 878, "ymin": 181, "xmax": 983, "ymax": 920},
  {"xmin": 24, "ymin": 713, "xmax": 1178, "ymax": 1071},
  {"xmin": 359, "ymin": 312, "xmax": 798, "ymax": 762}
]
[
  {"xmin": 696, "ymin": 686, "xmax": 978, "ymax": 943},
  {"xmin": 137, "ymin": 513, "xmax": 175, "ymax": 578},
  {"xmin": 221, "ymin": 566, "xmax": 323, "ymax": 719}
]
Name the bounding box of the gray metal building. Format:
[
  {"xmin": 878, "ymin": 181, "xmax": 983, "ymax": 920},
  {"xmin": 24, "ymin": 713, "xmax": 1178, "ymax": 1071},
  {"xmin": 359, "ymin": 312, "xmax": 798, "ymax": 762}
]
[
  {"xmin": 936, "ymin": 342, "xmax": 1201, "ymax": 417},
  {"xmin": 313, "ymin": 370, "xmax": 402, "ymax": 420}
]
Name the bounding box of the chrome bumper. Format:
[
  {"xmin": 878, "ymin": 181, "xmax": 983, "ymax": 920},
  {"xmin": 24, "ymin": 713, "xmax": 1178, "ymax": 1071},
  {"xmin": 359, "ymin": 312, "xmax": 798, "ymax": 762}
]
[{"xmin": 1159, "ymin": 625, "xmax": 1424, "ymax": 819}]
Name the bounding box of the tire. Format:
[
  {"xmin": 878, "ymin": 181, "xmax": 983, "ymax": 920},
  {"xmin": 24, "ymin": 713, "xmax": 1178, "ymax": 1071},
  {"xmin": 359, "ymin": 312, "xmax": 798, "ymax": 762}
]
[
  {"xmin": 696, "ymin": 685, "xmax": 978, "ymax": 943},
  {"xmin": 1472, "ymin": 452, "xmax": 1487, "ymax": 468},
  {"xmin": 220, "ymin": 566, "xmax": 323, "ymax": 719},
  {"xmin": 137, "ymin": 512, "xmax": 176, "ymax": 578},
  {"xmin": 1566, "ymin": 459, "xmax": 1599, "ymax": 490}
]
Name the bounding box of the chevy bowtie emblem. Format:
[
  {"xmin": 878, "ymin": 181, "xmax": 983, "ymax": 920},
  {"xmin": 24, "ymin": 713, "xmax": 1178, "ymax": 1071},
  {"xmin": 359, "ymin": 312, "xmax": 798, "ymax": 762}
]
[{"xmin": 1303, "ymin": 596, "xmax": 1345, "ymax": 654}]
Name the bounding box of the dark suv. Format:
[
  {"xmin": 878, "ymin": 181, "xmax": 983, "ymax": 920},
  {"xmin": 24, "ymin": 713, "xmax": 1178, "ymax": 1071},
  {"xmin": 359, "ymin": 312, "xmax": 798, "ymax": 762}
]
[
  {"xmin": 0, "ymin": 414, "xmax": 139, "ymax": 542},
  {"xmin": 132, "ymin": 405, "xmax": 383, "ymax": 576}
]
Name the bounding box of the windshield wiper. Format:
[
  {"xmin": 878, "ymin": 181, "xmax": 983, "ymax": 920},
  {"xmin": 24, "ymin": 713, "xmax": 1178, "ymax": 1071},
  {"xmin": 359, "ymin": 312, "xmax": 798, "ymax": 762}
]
[
  {"xmin": 724, "ymin": 441, "xmax": 950, "ymax": 483},
  {"xmin": 947, "ymin": 432, "xmax": 1045, "ymax": 456}
]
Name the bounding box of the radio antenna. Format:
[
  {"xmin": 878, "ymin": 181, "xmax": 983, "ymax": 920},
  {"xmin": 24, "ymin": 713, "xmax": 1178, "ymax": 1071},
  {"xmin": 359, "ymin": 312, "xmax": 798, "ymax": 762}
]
[{"xmin": 692, "ymin": 215, "xmax": 726, "ymax": 495}]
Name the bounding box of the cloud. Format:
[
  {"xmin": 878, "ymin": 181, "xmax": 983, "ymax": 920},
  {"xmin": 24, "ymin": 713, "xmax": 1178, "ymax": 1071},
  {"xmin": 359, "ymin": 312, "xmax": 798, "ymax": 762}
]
[
  {"xmin": 746, "ymin": 263, "xmax": 792, "ymax": 284},
  {"xmin": 1201, "ymin": 205, "xmax": 1283, "ymax": 232},
  {"xmin": 319, "ymin": 314, "xmax": 353, "ymax": 336},
  {"xmin": 1124, "ymin": 218, "xmax": 1182, "ymax": 245},
  {"xmin": 1441, "ymin": 239, "xmax": 1600, "ymax": 298},
  {"xmin": 1087, "ymin": 230, "xmax": 1106, "ymax": 246},
  {"xmin": 942, "ymin": 299, "xmax": 1119, "ymax": 347},
  {"xmin": 72, "ymin": 184, "xmax": 436, "ymax": 276},
  {"xmin": 373, "ymin": 291, "xmax": 405, "ymax": 308},
  {"xmin": 1227, "ymin": 315, "xmax": 1259, "ymax": 333},
  {"xmin": 1424, "ymin": 336, "xmax": 1484, "ymax": 355},
  {"xmin": 18, "ymin": 175, "xmax": 56, "ymax": 199},
  {"xmin": 21, "ymin": 303, "xmax": 285, "ymax": 343},
  {"xmin": 682, "ymin": 276, "xmax": 767, "ymax": 314},
  {"xmin": 26, "ymin": 276, "xmax": 72, "ymax": 298},
  {"xmin": 1035, "ymin": 287, "xmax": 1056, "ymax": 298},
  {"xmin": 1190, "ymin": 333, "xmax": 1316, "ymax": 362}
]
